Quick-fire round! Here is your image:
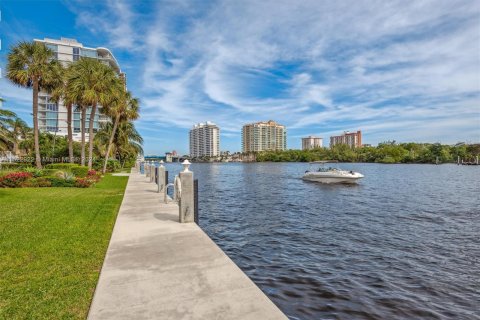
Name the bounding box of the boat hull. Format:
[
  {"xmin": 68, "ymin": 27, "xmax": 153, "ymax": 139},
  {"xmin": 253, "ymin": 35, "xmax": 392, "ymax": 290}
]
[{"xmin": 302, "ymin": 172, "xmax": 364, "ymax": 184}]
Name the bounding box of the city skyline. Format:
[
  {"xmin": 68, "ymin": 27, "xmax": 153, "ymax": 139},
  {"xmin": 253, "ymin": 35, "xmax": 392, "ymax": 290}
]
[{"xmin": 1, "ymin": 0, "xmax": 479, "ymax": 155}]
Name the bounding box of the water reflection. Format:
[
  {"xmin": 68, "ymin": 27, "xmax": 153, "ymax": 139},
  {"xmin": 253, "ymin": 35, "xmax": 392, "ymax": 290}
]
[{"xmin": 165, "ymin": 162, "xmax": 480, "ymax": 320}]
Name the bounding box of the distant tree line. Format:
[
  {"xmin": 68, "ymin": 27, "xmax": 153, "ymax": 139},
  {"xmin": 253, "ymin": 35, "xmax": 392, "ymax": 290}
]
[{"xmin": 255, "ymin": 142, "xmax": 480, "ymax": 164}]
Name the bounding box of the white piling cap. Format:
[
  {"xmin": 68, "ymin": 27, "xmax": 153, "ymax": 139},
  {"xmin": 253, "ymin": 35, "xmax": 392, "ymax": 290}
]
[{"xmin": 182, "ymin": 160, "xmax": 191, "ymax": 172}]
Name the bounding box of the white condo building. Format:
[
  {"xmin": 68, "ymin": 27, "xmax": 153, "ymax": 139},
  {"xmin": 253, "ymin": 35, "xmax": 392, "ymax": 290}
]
[
  {"xmin": 302, "ymin": 136, "xmax": 323, "ymax": 150},
  {"xmin": 33, "ymin": 37, "xmax": 125, "ymax": 141},
  {"xmin": 189, "ymin": 122, "xmax": 220, "ymax": 158}
]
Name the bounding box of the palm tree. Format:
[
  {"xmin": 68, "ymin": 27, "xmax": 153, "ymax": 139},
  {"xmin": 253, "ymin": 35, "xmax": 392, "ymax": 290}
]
[
  {"xmin": 50, "ymin": 64, "xmax": 75, "ymax": 163},
  {"xmin": 66, "ymin": 58, "xmax": 118, "ymax": 169},
  {"xmin": 113, "ymin": 121, "xmax": 143, "ymax": 168},
  {"xmin": 95, "ymin": 121, "xmax": 143, "ymax": 169},
  {"xmin": 0, "ymin": 104, "xmax": 30, "ymax": 155},
  {"xmin": 8, "ymin": 117, "xmax": 30, "ymax": 155},
  {"xmin": 102, "ymin": 90, "xmax": 140, "ymax": 173},
  {"xmin": 0, "ymin": 107, "xmax": 17, "ymax": 151},
  {"xmin": 6, "ymin": 41, "xmax": 63, "ymax": 168}
]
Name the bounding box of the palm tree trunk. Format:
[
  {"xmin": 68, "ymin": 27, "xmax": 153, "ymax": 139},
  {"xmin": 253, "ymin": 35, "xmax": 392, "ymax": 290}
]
[
  {"xmin": 80, "ymin": 107, "xmax": 86, "ymax": 166},
  {"xmin": 67, "ymin": 103, "xmax": 74, "ymax": 163},
  {"xmin": 87, "ymin": 103, "xmax": 97, "ymax": 169},
  {"xmin": 32, "ymin": 79, "xmax": 42, "ymax": 169},
  {"xmin": 103, "ymin": 114, "xmax": 120, "ymax": 174}
]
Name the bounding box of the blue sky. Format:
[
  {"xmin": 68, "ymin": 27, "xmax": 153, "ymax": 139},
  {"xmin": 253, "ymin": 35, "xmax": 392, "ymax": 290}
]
[{"xmin": 0, "ymin": 0, "xmax": 479, "ymax": 155}]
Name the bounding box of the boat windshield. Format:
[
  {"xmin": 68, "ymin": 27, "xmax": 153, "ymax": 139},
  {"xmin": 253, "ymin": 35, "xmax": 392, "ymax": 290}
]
[{"xmin": 317, "ymin": 167, "xmax": 338, "ymax": 172}]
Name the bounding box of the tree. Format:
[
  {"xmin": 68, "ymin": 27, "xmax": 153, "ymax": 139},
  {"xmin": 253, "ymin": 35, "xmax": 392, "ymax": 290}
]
[
  {"xmin": 66, "ymin": 58, "xmax": 118, "ymax": 169},
  {"xmin": 0, "ymin": 107, "xmax": 17, "ymax": 151},
  {"xmin": 50, "ymin": 64, "xmax": 75, "ymax": 163},
  {"xmin": 95, "ymin": 121, "xmax": 143, "ymax": 168},
  {"xmin": 101, "ymin": 89, "xmax": 139, "ymax": 173},
  {"xmin": 0, "ymin": 101, "xmax": 31, "ymax": 155},
  {"xmin": 7, "ymin": 117, "xmax": 30, "ymax": 155},
  {"xmin": 6, "ymin": 41, "xmax": 63, "ymax": 168}
]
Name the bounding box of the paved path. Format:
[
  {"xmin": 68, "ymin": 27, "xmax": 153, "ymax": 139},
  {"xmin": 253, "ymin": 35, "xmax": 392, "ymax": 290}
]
[{"xmin": 88, "ymin": 170, "xmax": 287, "ymax": 320}]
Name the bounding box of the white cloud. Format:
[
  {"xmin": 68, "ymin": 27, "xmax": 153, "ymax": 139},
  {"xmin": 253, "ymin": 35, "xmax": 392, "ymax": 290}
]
[
  {"xmin": 68, "ymin": 0, "xmax": 480, "ymax": 152},
  {"xmin": 0, "ymin": 79, "xmax": 32, "ymax": 109}
]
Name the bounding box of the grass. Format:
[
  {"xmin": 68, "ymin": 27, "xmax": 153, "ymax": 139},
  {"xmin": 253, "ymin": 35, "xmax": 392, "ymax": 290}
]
[{"xmin": 0, "ymin": 174, "xmax": 129, "ymax": 319}]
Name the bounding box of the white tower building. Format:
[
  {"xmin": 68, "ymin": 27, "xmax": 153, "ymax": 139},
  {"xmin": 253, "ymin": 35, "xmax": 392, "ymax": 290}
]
[
  {"xmin": 189, "ymin": 121, "xmax": 220, "ymax": 157},
  {"xmin": 33, "ymin": 37, "xmax": 125, "ymax": 141}
]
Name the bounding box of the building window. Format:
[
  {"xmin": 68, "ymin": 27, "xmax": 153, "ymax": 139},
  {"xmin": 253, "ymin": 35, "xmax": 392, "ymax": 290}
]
[
  {"xmin": 46, "ymin": 103, "xmax": 58, "ymax": 111},
  {"xmin": 81, "ymin": 49, "xmax": 97, "ymax": 58},
  {"xmin": 46, "ymin": 44, "xmax": 57, "ymax": 51},
  {"xmin": 73, "ymin": 47, "xmax": 80, "ymax": 61}
]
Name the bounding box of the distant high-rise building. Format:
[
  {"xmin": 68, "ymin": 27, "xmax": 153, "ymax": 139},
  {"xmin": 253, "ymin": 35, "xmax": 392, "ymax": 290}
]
[
  {"xmin": 189, "ymin": 121, "xmax": 220, "ymax": 157},
  {"xmin": 302, "ymin": 136, "xmax": 323, "ymax": 150},
  {"xmin": 33, "ymin": 37, "xmax": 125, "ymax": 141},
  {"xmin": 242, "ymin": 120, "xmax": 286, "ymax": 152},
  {"xmin": 330, "ymin": 131, "xmax": 362, "ymax": 148}
]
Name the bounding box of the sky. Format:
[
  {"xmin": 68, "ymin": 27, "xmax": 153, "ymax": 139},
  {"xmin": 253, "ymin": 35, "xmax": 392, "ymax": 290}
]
[{"xmin": 0, "ymin": 0, "xmax": 479, "ymax": 155}]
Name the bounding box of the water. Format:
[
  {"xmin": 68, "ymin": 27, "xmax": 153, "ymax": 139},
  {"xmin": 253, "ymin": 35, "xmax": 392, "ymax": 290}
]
[{"xmin": 165, "ymin": 162, "xmax": 480, "ymax": 320}]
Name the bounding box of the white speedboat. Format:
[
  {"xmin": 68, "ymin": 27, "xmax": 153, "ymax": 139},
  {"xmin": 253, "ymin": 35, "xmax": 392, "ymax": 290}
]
[{"xmin": 302, "ymin": 161, "xmax": 364, "ymax": 184}]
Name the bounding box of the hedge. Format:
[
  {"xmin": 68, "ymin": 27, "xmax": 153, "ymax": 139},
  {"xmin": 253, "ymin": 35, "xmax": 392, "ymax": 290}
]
[
  {"xmin": 40, "ymin": 169, "xmax": 60, "ymax": 177},
  {"xmin": 44, "ymin": 163, "xmax": 82, "ymax": 170},
  {"xmin": 71, "ymin": 166, "xmax": 89, "ymax": 178},
  {"xmin": 0, "ymin": 163, "xmax": 33, "ymax": 170},
  {"xmin": 44, "ymin": 164, "xmax": 89, "ymax": 177},
  {"xmin": 45, "ymin": 177, "xmax": 76, "ymax": 187},
  {"xmin": 20, "ymin": 177, "xmax": 52, "ymax": 188}
]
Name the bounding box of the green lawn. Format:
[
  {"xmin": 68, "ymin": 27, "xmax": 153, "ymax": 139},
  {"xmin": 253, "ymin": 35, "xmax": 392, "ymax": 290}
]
[{"xmin": 0, "ymin": 174, "xmax": 128, "ymax": 319}]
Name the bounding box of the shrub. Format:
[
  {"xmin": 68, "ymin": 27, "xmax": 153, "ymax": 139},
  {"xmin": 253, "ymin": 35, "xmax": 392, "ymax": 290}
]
[
  {"xmin": 0, "ymin": 163, "xmax": 33, "ymax": 171},
  {"xmin": 45, "ymin": 176, "xmax": 76, "ymax": 187},
  {"xmin": 20, "ymin": 177, "xmax": 52, "ymax": 188},
  {"xmin": 71, "ymin": 166, "xmax": 89, "ymax": 178},
  {"xmin": 44, "ymin": 164, "xmax": 89, "ymax": 177},
  {"xmin": 40, "ymin": 169, "xmax": 60, "ymax": 177},
  {"xmin": 74, "ymin": 177, "xmax": 93, "ymax": 188},
  {"xmin": 87, "ymin": 170, "xmax": 101, "ymax": 182},
  {"xmin": 0, "ymin": 172, "xmax": 33, "ymax": 188},
  {"xmin": 45, "ymin": 163, "xmax": 81, "ymax": 170},
  {"xmin": 93, "ymin": 159, "xmax": 120, "ymax": 172},
  {"xmin": 54, "ymin": 171, "xmax": 75, "ymax": 180},
  {"xmin": 0, "ymin": 170, "xmax": 16, "ymax": 178},
  {"xmin": 23, "ymin": 167, "xmax": 44, "ymax": 178},
  {"xmin": 123, "ymin": 158, "xmax": 136, "ymax": 169}
]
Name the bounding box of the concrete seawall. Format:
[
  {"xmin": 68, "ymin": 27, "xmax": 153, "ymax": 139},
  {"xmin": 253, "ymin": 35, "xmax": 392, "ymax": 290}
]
[{"xmin": 88, "ymin": 170, "xmax": 287, "ymax": 319}]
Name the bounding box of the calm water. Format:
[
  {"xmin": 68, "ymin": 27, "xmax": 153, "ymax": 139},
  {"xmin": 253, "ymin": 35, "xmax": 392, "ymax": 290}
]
[{"xmin": 165, "ymin": 163, "xmax": 480, "ymax": 320}]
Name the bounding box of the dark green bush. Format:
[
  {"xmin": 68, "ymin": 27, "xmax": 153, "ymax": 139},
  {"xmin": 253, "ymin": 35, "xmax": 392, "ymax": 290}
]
[
  {"xmin": 71, "ymin": 166, "xmax": 89, "ymax": 178},
  {"xmin": 45, "ymin": 177, "xmax": 76, "ymax": 187}
]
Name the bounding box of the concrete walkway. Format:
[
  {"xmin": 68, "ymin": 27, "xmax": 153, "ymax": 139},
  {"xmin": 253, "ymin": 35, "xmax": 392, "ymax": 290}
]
[{"xmin": 88, "ymin": 170, "xmax": 287, "ymax": 320}]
